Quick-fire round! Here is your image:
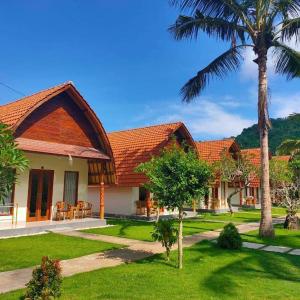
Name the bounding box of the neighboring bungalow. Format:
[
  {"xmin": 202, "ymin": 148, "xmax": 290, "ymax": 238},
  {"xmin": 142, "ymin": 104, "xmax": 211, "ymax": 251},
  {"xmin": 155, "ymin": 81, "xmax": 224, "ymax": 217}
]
[
  {"xmin": 239, "ymin": 148, "xmax": 267, "ymax": 206},
  {"xmin": 196, "ymin": 139, "xmax": 240, "ymax": 210},
  {"xmin": 88, "ymin": 122, "xmax": 196, "ymax": 217},
  {"xmin": 0, "ymin": 82, "xmax": 115, "ymax": 225}
]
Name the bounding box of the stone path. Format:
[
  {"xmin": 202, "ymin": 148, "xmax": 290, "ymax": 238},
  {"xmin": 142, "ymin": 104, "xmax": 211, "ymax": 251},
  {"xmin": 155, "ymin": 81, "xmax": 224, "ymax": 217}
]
[{"xmin": 0, "ymin": 216, "xmax": 294, "ymax": 295}]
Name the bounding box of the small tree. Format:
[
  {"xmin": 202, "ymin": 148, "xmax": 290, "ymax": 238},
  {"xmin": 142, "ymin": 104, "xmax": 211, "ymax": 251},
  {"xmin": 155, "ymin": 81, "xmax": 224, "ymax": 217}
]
[
  {"xmin": 136, "ymin": 144, "xmax": 212, "ymax": 269},
  {"xmin": 0, "ymin": 123, "xmax": 28, "ymax": 205},
  {"xmin": 213, "ymin": 150, "xmax": 257, "ymax": 215},
  {"xmin": 270, "ymin": 157, "xmax": 300, "ymax": 229},
  {"xmin": 152, "ymin": 219, "xmax": 178, "ymax": 261}
]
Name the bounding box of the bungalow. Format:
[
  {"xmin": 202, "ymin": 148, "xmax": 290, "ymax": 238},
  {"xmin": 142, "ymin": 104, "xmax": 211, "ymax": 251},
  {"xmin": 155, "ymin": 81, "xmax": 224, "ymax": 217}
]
[
  {"xmin": 88, "ymin": 122, "xmax": 196, "ymax": 217},
  {"xmin": 195, "ymin": 138, "xmax": 240, "ymax": 211},
  {"xmin": 0, "ymin": 82, "xmax": 115, "ymax": 225}
]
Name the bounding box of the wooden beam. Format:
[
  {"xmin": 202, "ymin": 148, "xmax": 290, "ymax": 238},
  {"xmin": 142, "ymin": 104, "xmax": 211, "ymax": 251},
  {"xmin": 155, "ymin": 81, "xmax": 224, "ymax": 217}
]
[
  {"xmin": 146, "ymin": 191, "xmax": 151, "ymax": 218},
  {"xmin": 99, "ymin": 172, "xmax": 105, "ymax": 219}
]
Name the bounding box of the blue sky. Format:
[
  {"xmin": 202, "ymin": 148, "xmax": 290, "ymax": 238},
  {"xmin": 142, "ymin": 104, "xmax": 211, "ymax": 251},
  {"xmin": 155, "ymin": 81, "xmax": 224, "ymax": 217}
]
[{"xmin": 0, "ymin": 0, "xmax": 299, "ymax": 140}]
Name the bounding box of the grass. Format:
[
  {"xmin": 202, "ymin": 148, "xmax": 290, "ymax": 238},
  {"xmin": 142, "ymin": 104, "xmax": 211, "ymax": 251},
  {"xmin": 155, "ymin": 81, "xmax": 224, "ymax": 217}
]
[
  {"xmin": 2, "ymin": 241, "xmax": 300, "ymax": 300},
  {"xmin": 242, "ymin": 223, "xmax": 300, "ymax": 249},
  {"xmin": 82, "ymin": 218, "xmax": 225, "ymax": 241},
  {"xmin": 0, "ymin": 232, "xmax": 123, "ymax": 272},
  {"xmin": 199, "ymin": 207, "xmax": 286, "ymax": 224}
]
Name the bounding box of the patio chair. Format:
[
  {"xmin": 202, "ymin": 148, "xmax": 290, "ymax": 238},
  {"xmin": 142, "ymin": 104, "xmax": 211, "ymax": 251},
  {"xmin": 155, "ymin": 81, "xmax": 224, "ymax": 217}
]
[
  {"xmin": 55, "ymin": 201, "xmax": 71, "ymax": 220},
  {"xmin": 83, "ymin": 201, "xmax": 92, "ymax": 218},
  {"xmin": 135, "ymin": 200, "xmax": 146, "ymax": 215},
  {"xmin": 73, "ymin": 201, "xmax": 85, "ymax": 219}
]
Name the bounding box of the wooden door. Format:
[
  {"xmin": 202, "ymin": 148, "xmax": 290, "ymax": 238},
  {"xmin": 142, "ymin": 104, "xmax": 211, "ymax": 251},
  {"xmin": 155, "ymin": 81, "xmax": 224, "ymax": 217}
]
[{"xmin": 27, "ymin": 169, "xmax": 54, "ymax": 222}]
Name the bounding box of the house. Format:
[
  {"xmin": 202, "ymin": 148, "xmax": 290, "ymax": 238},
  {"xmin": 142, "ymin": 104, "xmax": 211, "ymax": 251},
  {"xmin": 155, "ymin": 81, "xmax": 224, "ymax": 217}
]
[
  {"xmin": 88, "ymin": 122, "xmax": 196, "ymax": 217},
  {"xmin": 196, "ymin": 139, "xmax": 240, "ymax": 211},
  {"xmin": 0, "ymin": 82, "xmax": 115, "ymax": 225},
  {"xmin": 240, "ymin": 148, "xmax": 265, "ymax": 206}
]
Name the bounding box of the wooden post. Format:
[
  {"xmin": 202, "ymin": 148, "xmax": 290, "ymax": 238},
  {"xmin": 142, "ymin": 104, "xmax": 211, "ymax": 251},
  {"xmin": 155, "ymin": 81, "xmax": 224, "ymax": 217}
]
[
  {"xmin": 99, "ymin": 173, "xmax": 105, "ymax": 219},
  {"xmin": 146, "ymin": 191, "xmax": 151, "ymax": 217},
  {"xmin": 239, "ymin": 182, "xmax": 243, "ymax": 206},
  {"xmin": 192, "ymin": 200, "xmax": 196, "ymax": 213}
]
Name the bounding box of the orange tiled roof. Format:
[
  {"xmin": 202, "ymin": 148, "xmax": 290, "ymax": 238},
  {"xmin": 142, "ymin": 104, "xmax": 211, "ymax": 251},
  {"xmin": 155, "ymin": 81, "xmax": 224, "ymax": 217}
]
[
  {"xmin": 272, "ymin": 155, "xmax": 290, "ymax": 162},
  {"xmin": 108, "ymin": 122, "xmax": 194, "ymax": 186},
  {"xmin": 16, "ymin": 137, "xmax": 110, "ymax": 160},
  {"xmin": 241, "ymin": 148, "xmax": 261, "ymax": 166},
  {"xmin": 0, "ymin": 82, "xmax": 70, "ymax": 128},
  {"xmin": 196, "ymin": 139, "xmax": 237, "ymax": 163},
  {"xmin": 241, "ymin": 148, "xmax": 264, "ymax": 187}
]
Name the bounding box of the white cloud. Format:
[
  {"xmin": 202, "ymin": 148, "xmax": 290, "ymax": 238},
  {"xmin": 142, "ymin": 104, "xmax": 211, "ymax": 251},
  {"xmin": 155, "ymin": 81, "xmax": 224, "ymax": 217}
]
[
  {"xmin": 134, "ymin": 99, "xmax": 255, "ymax": 139},
  {"xmin": 271, "ymin": 93, "xmax": 300, "ymax": 118}
]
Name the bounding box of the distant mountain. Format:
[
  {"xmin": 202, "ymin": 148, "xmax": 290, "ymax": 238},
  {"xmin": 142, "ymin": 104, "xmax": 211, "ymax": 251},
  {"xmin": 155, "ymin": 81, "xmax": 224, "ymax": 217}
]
[{"xmin": 236, "ymin": 114, "xmax": 300, "ymax": 154}]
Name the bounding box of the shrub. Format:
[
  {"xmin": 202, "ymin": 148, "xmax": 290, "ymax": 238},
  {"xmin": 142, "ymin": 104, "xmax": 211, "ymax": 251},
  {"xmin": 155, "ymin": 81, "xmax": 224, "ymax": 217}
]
[
  {"xmin": 217, "ymin": 223, "xmax": 242, "ymax": 250},
  {"xmin": 152, "ymin": 219, "xmax": 178, "ymax": 261},
  {"xmin": 25, "ymin": 256, "xmax": 62, "ymax": 300}
]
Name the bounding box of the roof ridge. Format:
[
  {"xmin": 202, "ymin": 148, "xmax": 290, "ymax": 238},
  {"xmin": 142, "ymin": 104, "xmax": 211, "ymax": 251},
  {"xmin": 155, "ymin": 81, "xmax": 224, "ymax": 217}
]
[
  {"xmin": 0, "ymin": 81, "xmax": 72, "ymax": 108},
  {"xmin": 108, "ymin": 121, "xmax": 183, "ymax": 134},
  {"xmin": 196, "ymin": 138, "xmax": 235, "ymax": 143}
]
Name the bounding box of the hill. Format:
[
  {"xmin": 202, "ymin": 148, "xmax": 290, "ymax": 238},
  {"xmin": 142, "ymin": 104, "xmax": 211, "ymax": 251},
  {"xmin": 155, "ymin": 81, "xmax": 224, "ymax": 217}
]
[{"xmin": 236, "ymin": 114, "xmax": 300, "ymax": 154}]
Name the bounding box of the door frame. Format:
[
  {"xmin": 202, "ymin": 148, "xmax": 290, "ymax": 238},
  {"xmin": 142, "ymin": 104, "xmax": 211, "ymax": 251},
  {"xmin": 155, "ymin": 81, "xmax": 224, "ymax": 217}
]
[{"xmin": 26, "ymin": 169, "xmax": 54, "ymax": 222}]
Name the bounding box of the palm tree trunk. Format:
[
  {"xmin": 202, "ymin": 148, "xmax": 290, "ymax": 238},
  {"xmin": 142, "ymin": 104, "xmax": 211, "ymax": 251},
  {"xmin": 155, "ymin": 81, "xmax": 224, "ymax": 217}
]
[
  {"xmin": 257, "ymin": 50, "xmax": 274, "ymax": 238},
  {"xmin": 178, "ymin": 208, "xmax": 183, "ymax": 269}
]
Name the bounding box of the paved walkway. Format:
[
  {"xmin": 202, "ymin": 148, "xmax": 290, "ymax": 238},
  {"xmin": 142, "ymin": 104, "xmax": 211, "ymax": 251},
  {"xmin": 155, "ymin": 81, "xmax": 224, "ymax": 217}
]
[{"xmin": 0, "ymin": 217, "xmax": 292, "ymax": 294}]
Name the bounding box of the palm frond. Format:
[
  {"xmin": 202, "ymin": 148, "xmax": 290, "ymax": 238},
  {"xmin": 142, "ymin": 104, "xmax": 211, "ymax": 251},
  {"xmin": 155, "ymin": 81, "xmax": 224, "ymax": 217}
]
[
  {"xmin": 273, "ymin": 40, "xmax": 300, "ymax": 79},
  {"xmin": 180, "ymin": 46, "xmax": 245, "ymax": 102},
  {"xmin": 280, "ymin": 17, "xmax": 300, "ymax": 44},
  {"xmin": 275, "ymin": 0, "xmax": 300, "ymax": 18},
  {"xmin": 276, "ymin": 139, "xmax": 300, "ymax": 155},
  {"xmin": 169, "ymin": 10, "xmax": 247, "ymax": 43},
  {"xmin": 169, "ymin": 0, "xmax": 251, "ymax": 22}
]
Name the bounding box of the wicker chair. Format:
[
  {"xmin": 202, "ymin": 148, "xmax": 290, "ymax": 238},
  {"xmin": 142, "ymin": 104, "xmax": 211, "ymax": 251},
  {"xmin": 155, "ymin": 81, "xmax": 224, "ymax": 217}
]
[
  {"xmin": 83, "ymin": 201, "xmax": 92, "ymax": 218},
  {"xmin": 55, "ymin": 201, "xmax": 71, "ymax": 220}
]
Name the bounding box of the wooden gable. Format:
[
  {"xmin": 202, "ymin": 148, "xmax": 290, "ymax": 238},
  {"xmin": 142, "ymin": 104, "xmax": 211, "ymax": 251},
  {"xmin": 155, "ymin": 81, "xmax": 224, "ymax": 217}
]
[{"xmin": 15, "ymin": 92, "xmax": 101, "ymax": 149}]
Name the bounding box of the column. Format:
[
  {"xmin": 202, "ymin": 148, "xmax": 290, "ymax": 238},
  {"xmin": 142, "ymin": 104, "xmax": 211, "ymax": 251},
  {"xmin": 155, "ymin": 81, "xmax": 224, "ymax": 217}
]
[
  {"xmin": 146, "ymin": 191, "xmax": 151, "ymax": 217},
  {"xmin": 99, "ymin": 173, "xmax": 105, "ymax": 219}
]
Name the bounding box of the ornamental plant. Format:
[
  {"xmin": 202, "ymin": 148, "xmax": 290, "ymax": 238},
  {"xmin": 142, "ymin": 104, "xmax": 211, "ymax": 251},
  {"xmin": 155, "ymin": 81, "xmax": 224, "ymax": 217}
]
[
  {"xmin": 217, "ymin": 223, "xmax": 242, "ymax": 250},
  {"xmin": 0, "ymin": 123, "xmax": 28, "ymax": 205},
  {"xmin": 136, "ymin": 144, "xmax": 212, "ymax": 269},
  {"xmin": 152, "ymin": 219, "xmax": 178, "ymax": 261},
  {"xmin": 25, "ymin": 256, "xmax": 62, "ymax": 300}
]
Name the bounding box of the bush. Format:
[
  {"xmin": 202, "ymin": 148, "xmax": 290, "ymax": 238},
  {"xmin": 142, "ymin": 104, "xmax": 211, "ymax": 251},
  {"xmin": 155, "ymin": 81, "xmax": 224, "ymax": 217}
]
[
  {"xmin": 25, "ymin": 256, "xmax": 62, "ymax": 300},
  {"xmin": 152, "ymin": 219, "xmax": 178, "ymax": 261},
  {"xmin": 217, "ymin": 223, "xmax": 242, "ymax": 250}
]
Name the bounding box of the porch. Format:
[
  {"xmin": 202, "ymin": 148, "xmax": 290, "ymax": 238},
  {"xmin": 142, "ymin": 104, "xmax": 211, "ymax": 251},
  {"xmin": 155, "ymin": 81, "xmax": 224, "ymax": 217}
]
[{"xmin": 0, "ymin": 217, "xmax": 107, "ymax": 238}]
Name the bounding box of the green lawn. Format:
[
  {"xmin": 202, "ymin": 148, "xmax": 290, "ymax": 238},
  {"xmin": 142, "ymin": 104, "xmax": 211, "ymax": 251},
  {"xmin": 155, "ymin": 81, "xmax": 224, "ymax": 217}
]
[
  {"xmin": 242, "ymin": 223, "xmax": 300, "ymax": 249},
  {"xmin": 2, "ymin": 242, "xmax": 300, "ymax": 300},
  {"xmin": 199, "ymin": 207, "xmax": 286, "ymax": 224},
  {"xmin": 82, "ymin": 218, "xmax": 224, "ymax": 241},
  {"xmin": 0, "ymin": 233, "xmax": 123, "ymax": 272}
]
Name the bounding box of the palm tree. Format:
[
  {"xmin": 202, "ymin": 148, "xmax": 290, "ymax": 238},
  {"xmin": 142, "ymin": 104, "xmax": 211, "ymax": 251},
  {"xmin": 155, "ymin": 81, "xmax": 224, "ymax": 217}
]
[
  {"xmin": 277, "ymin": 139, "xmax": 300, "ymax": 158},
  {"xmin": 169, "ymin": 0, "xmax": 300, "ymax": 237}
]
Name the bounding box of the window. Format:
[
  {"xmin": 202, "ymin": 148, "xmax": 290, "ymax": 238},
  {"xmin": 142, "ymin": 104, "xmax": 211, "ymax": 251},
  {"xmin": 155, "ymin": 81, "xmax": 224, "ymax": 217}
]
[
  {"xmin": 0, "ymin": 187, "xmax": 14, "ymax": 216},
  {"xmin": 63, "ymin": 171, "xmax": 79, "ymax": 205}
]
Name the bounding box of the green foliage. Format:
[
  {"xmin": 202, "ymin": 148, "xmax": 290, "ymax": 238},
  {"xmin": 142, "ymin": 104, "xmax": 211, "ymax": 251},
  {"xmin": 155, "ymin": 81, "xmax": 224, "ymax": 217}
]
[
  {"xmin": 136, "ymin": 144, "xmax": 212, "ymax": 211},
  {"xmin": 236, "ymin": 114, "xmax": 300, "ymax": 154},
  {"xmin": 25, "ymin": 256, "xmax": 62, "ymax": 300},
  {"xmin": 269, "ymin": 158, "xmax": 293, "ymax": 187},
  {"xmin": 0, "ymin": 123, "xmax": 28, "ymax": 204},
  {"xmin": 217, "ymin": 223, "xmax": 242, "ymax": 250},
  {"xmin": 169, "ymin": 1, "xmax": 300, "ymax": 102},
  {"xmin": 152, "ymin": 219, "xmax": 178, "ymax": 261}
]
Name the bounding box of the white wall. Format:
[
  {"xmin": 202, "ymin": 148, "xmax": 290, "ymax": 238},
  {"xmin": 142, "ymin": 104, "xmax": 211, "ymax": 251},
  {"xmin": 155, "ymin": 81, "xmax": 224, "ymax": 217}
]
[
  {"xmin": 1, "ymin": 152, "xmax": 88, "ymax": 223},
  {"xmin": 88, "ymin": 186, "xmax": 138, "ymax": 216}
]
